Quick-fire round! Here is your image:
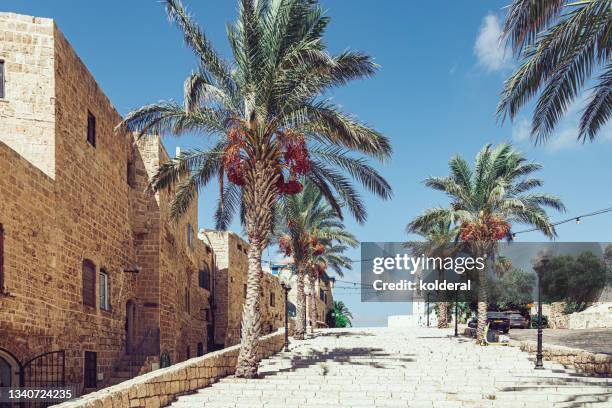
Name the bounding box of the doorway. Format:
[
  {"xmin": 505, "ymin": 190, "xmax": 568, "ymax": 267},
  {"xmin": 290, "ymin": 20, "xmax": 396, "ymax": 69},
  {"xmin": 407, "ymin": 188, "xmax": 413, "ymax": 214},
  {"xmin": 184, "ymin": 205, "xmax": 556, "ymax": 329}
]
[{"xmin": 125, "ymin": 301, "xmax": 136, "ymax": 354}]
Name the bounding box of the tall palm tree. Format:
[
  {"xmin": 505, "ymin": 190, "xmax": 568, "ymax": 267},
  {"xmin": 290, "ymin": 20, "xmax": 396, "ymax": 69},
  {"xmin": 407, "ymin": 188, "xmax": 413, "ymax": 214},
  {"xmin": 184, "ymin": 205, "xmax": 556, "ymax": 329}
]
[
  {"xmin": 275, "ymin": 180, "xmax": 357, "ymax": 336},
  {"xmin": 409, "ymin": 143, "xmax": 564, "ymax": 343},
  {"xmin": 406, "ymin": 218, "xmax": 460, "ymax": 328},
  {"xmin": 498, "ymin": 0, "xmax": 611, "ymax": 143},
  {"xmin": 119, "ymin": 0, "xmax": 391, "ymax": 377}
]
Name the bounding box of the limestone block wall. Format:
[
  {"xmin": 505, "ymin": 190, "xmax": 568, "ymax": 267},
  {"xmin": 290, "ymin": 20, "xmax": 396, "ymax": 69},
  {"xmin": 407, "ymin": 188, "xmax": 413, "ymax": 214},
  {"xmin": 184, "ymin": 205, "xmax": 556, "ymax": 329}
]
[
  {"xmin": 0, "ymin": 12, "xmax": 213, "ymax": 392},
  {"xmin": 53, "ymin": 330, "xmax": 288, "ymax": 408},
  {"xmin": 518, "ymin": 341, "xmax": 612, "ymax": 377},
  {"xmin": 261, "ymin": 272, "xmax": 285, "ymax": 334},
  {"xmin": 0, "ymin": 13, "xmax": 56, "ymax": 178},
  {"xmin": 0, "ymin": 141, "xmax": 57, "ymax": 361},
  {"xmin": 201, "ymin": 231, "xmax": 248, "ymax": 347}
]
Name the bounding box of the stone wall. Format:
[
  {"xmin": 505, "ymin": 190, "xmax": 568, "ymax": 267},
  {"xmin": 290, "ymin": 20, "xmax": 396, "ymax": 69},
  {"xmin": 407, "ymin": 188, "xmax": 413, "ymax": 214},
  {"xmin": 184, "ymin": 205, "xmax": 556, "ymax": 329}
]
[
  {"xmin": 261, "ymin": 272, "xmax": 285, "ymax": 334},
  {"xmin": 518, "ymin": 341, "xmax": 612, "ymax": 377},
  {"xmin": 52, "ymin": 330, "xmax": 288, "ymax": 408},
  {"xmin": 201, "ymin": 231, "xmax": 248, "ymax": 347},
  {"xmin": 0, "ymin": 13, "xmax": 55, "ymax": 178},
  {"xmin": 0, "ymin": 13, "xmax": 211, "ymax": 393}
]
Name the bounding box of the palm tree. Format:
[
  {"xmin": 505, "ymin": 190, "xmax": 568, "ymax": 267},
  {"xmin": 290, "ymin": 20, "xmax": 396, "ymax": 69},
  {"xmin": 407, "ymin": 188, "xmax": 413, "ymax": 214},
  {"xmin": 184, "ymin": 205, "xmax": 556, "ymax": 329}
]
[
  {"xmin": 275, "ymin": 181, "xmax": 357, "ymax": 336},
  {"xmin": 409, "ymin": 143, "xmax": 564, "ymax": 343},
  {"xmin": 498, "ymin": 0, "xmax": 611, "ymax": 143},
  {"xmin": 119, "ymin": 0, "xmax": 392, "ymax": 376},
  {"xmin": 406, "ymin": 218, "xmax": 460, "ymax": 328},
  {"xmin": 328, "ymin": 301, "xmax": 353, "ymax": 328},
  {"xmin": 307, "ymin": 228, "xmax": 356, "ymax": 333}
]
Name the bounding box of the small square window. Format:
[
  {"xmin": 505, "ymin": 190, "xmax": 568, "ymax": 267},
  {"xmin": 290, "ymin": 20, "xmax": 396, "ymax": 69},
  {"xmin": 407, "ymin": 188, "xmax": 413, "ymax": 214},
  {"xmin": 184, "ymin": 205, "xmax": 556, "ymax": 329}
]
[
  {"xmin": 87, "ymin": 111, "xmax": 96, "ymax": 147},
  {"xmin": 0, "ymin": 60, "xmax": 5, "ymax": 99}
]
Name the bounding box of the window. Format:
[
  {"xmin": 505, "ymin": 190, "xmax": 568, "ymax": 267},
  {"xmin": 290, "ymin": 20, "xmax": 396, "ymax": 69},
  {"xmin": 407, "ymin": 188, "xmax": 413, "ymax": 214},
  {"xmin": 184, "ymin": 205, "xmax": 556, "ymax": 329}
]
[
  {"xmin": 184, "ymin": 287, "xmax": 190, "ymax": 314},
  {"xmin": 269, "ymin": 292, "xmax": 275, "ymax": 307},
  {"xmin": 82, "ymin": 260, "xmax": 96, "ymax": 307},
  {"xmin": 243, "ymin": 284, "xmax": 247, "ymax": 299},
  {"xmin": 87, "ymin": 111, "xmax": 96, "ymax": 147},
  {"xmin": 0, "ymin": 60, "xmax": 5, "ymax": 99},
  {"xmin": 197, "ymin": 342, "xmax": 204, "ymax": 357},
  {"xmin": 127, "ymin": 158, "xmax": 136, "ymax": 187},
  {"xmin": 84, "ymin": 351, "xmax": 97, "ymax": 388},
  {"xmin": 186, "ymin": 223, "xmax": 194, "ymax": 249},
  {"xmin": 0, "ymin": 224, "xmax": 4, "ymax": 292},
  {"xmin": 319, "ymin": 289, "xmax": 326, "ymax": 303},
  {"xmin": 99, "ymin": 270, "xmax": 109, "ymax": 311},
  {"xmin": 198, "ymin": 265, "xmax": 210, "ymax": 290},
  {"xmin": 186, "ymin": 346, "xmax": 190, "ymax": 359}
]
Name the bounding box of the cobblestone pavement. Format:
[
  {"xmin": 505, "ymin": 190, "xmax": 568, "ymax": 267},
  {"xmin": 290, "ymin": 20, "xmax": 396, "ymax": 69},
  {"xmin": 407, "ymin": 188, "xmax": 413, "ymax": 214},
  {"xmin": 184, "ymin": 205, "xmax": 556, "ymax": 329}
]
[
  {"xmin": 169, "ymin": 327, "xmax": 612, "ymax": 408},
  {"xmin": 509, "ymin": 328, "xmax": 612, "ymax": 355}
]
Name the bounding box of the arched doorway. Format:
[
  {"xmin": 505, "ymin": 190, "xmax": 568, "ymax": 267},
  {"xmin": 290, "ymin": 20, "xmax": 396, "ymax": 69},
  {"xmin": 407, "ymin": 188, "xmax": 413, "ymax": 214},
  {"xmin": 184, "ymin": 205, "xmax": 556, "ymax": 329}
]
[
  {"xmin": 0, "ymin": 348, "xmax": 19, "ymax": 388},
  {"xmin": 125, "ymin": 300, "xmax": 136, "ymax": 354}
]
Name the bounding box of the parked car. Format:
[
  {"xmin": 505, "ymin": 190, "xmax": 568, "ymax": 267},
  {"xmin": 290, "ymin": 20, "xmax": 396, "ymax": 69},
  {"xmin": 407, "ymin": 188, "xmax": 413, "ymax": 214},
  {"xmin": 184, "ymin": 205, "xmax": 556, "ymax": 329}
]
[
  {"xmin": 468, "ymin": 312, "xmax": 510, "ymax": 333},
  {"xmin": 504, "ymin": 312, "xmax": 529, "ymax": 329}
]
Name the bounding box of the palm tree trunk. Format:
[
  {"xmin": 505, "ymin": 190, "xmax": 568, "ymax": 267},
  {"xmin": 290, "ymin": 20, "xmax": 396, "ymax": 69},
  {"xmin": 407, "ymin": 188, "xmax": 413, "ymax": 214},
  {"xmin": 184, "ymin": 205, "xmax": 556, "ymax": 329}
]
[
  {"xmin": 308, "ymin": 270, "xmax": 317, "ymax": 334},
  {"xmin": 476, "ymin": 263, "xmax": 488, "ymax": 344},
  {"xmin": 235, "ymin": 161, "xmax": 278, "ymax": 378},
  {"xmin": 294, "ymin": 266, "xmax": 306, "ymax": 340},
  {"xmin": 437, "ymin": 269, "xmax": 448, "ymax": 328},
  {"xmin": 438, "ymin": 301, "xmax": 449, "ymax": 328}
]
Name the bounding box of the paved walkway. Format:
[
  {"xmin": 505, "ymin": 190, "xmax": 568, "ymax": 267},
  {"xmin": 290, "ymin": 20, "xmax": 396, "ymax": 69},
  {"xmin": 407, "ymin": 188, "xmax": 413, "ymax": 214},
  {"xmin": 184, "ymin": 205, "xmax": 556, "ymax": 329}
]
[
  {"xmin": 510, "ymin": 328, "xmax": 612, "ymax": 355},
  {"xmin": 170, "ymin": 327, "xmax": 612, "ymax": 408}
]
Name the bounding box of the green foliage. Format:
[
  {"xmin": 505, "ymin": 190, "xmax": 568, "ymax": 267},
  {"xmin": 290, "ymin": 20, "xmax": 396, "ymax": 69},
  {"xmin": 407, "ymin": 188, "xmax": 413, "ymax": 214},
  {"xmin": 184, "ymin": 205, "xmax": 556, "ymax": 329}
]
[
  {"xmin": 273, "ymin": 180, "xmax": 357, "ymax": 277},
  {"xmin": 119, "ymin": 0, "xmax": 392, "ymax": 224},
  {"xmin": 499, "ymin": 0, "xmax": 612, "ymax": 143},
  {"xmin": 327, "ymin": 300, "xmax": 353, "ymax": 328},
  {"xmin": 488, "ymin": 268, "xmax": 536, "ymax": 310},
  {"xmin": 539, "ymin": 251, "xmax": 608, "ymax": 312},
  {"xmin": 408, "ymin": 143, "xmax": 565, "ymax": 241},
  {"xmin": 530, "ymin": 314, "xmax": 549, "ymax": 329}
]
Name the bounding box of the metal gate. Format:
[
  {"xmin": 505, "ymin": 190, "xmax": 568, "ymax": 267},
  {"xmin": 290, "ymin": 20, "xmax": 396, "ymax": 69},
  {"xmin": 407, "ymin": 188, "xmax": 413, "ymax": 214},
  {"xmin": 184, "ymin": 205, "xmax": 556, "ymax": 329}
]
[{"xmin": 18, "ymin": 350, "xmax": 65, "ymax": 408}]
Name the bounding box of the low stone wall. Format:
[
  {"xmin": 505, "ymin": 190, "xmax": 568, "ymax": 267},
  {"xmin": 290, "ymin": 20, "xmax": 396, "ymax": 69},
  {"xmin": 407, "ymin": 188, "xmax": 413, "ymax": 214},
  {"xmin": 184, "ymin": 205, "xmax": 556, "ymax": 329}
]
[
  {"xmin": 517, "ymin": 340, "xmax": 612, "ymax": 377},
  {"xmin": 53, "ymin": 330, "xmax": 287, "ymax": 408}
]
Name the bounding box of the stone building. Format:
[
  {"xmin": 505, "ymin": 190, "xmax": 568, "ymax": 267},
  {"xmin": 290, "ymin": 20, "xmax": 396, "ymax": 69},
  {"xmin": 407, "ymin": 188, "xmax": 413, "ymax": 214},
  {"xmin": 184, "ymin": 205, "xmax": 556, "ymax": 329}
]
[
  {"xmin": 201, "ymin": 230, "xmax": 285, "ymax": 348},
  {"xmin": 271, "ymin": 261, "xmax": 335, "ymax": 328},
  {"xmin": 0, "ymin": 12, "xmax": 213, "ymax": 393}
]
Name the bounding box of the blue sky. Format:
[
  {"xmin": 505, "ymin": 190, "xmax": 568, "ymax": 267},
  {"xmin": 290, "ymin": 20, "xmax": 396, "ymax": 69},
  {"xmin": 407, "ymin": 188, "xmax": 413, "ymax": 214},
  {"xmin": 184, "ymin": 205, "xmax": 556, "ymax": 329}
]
[{"xmin": 6, "ymin": 0, "xmax": 612, "ymax": 326}]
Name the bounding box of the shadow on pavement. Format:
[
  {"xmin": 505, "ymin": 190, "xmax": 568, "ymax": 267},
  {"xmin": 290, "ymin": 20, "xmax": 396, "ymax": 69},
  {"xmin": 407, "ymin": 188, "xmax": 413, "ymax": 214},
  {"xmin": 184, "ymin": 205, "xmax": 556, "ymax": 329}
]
[{"xmin": 258, "ymin": 346, "xmax": 415, "ymax": 378}]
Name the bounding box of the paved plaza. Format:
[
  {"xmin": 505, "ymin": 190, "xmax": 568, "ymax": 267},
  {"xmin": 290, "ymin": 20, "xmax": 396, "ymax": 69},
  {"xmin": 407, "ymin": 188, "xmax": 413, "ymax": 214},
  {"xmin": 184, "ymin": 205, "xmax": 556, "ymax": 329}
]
[
  {"xmin": 170, "ymin": 327, "xmax": 612, "ymax": 407},
  {"xmin": 510, "ymin": 328, "xmax": 612, "ymax": 355}
]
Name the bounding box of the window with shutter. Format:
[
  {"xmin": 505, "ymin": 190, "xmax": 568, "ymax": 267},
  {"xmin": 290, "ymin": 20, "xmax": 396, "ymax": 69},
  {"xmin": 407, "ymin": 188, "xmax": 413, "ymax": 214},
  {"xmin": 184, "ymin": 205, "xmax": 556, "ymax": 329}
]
[
  {"xmin": 0, "ymin": 61, "xmax": 5, "ymax": 99},
  {"xmin": 99, "ymin": 270, "xmax": 109, "ymax": 311},
  {"xmin": 84, "ymin": 351, "xmax": 97, "ymax": 388},
  {"xmin": 82, "ymin": 260, "xmax": 96, "ymax": 307},
  {"xmin": 87, "ymin": 111, "xmax": 96, "ymax": 147}
]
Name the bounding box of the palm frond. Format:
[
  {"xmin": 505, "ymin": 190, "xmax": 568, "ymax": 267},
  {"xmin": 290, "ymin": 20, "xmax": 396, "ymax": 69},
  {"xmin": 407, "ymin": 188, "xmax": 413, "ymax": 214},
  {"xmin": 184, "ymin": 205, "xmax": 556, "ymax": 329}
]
[{"xmin": 579, "ymin": 64, "xmax": 612, "ymax": 141}]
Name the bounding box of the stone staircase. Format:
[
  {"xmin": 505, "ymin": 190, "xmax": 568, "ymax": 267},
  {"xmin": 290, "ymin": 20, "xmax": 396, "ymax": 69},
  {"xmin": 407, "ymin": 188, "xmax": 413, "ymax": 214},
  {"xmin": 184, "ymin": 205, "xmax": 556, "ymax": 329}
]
[
  {"xmin": 106, "ymin": 354, "xmax": 158, "ymax": 387},
  {"xmin": 168, "ymin": 328, "xmax": 612, "ymax": 407}
]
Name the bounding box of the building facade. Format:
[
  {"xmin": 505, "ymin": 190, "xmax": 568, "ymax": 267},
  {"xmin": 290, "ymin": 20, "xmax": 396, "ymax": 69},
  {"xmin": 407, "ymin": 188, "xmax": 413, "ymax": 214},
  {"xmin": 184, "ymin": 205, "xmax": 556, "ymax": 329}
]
[
  {"xmin": 271, "ymin": 262, "xmax": 335, "ymax": 328},
  {"xmin": 201, "ymin": 230, "xmax": 285, "ymax": 348},
  {"xmin": 0, "ymin": 12, "xmax": 213, "ymax": 393}
]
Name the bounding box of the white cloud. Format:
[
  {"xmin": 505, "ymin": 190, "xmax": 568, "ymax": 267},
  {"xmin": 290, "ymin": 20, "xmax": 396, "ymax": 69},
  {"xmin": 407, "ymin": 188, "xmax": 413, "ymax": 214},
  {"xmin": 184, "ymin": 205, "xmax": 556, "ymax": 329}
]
[
  {"xmin": 512, "ymin": 118, "xmax": 531, "ymax": 142},
  {"xmin": 474, "ymin": 14, "xmax": 510, "ymax": 72}
]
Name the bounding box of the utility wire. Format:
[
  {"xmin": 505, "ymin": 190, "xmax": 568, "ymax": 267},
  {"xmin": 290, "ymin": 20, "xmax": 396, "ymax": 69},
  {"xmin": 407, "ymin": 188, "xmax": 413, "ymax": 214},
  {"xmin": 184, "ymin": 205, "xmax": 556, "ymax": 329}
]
[{"xmin": 511, "ymin": 206, "xmax": 612, "ymax": 237}]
